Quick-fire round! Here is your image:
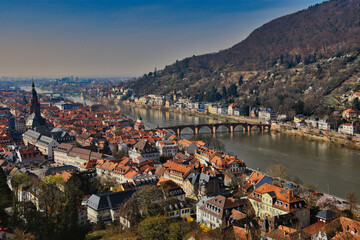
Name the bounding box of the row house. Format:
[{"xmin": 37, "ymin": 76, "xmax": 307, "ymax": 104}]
[
  {"xmin": 228, "ymin": 103, "xmax": 241, "ymax": 116},
  {"xmin": 128, "ymin": 140, "xmax": 160, "ymax": 162},
  {"xmin": 249, "ymin": 106, "xmax": 259, "ymax": 118},
  {"xmin": 209, "ymin": 154, "xmax": 246, "ymax": 176},
  {"xmin": 217, "ymin": 105, "xmax": 228, "ymax": 115},
  {"xmin": 177, "ymin": 139, "xmax": 198, "ymax": 154},
  {"xmin": 164, "ymin": 199, "xmax": 191, "ymax": 219},
  {"xmin": 15, "ymin": 147, "xmax": 45, "ymax": 167},
  {"xmin": 208, "ymin": 105, "xmax": 219, "ymax": 114},
  {"xmin": 162, "ymin": 161, "xmax": 193, "ymax": 186},
  {"xmin": 156, "ymin": 140, "xmax": 177, "ymax": 157},
  {"xmin": 95, "ymin": 159, "xmax": 157, "ymax": 185},
  {"xmin": 54, "ymin": 143, "xmax": 104, "ymax": 168},
  {"xmin": 258, "ymin": 108, "xmax": 276, "ymax": 122},
  {"xmin": 197, "ymin": 195, "xmax": 248, "ymax": 229},
  {"xmin": 194, "ymin": 147, "xmax": 217, "ymax": 165},
  {"xmin": 242, "ymin": 171, "xmax": 273, "ymax": 192},
  {"xmin": 15, "ymin": 117, "xmax": 26, "ymax": 133},
  {"xmin": 305, "ymin": 117, "xmax": 319, "ymax": 128},
  {"xmin": 249, "ymin": 183, "xmax": 310, "ymax": 227},
  {"xmin": 183, "ymin": 172, "xmax": 225, "ymax": 200},
  {"xmin": 317, "ymin": 118, "xmax": 331, "ymax": 131},
  {"xmin": 338, "ymin": 123, "xmax": 358, "ymax": 135},
  {"xmin": 306, "ymin": 216, "xmax": 360, "ymax": 239}
]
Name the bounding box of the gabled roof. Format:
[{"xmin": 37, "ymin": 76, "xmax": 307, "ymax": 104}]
[
  {"xmin": 302, "ymin": 221, "xmax": 326, "ymax": 235},
  {"xmin": 160, "ymin": 180, "xmax": 184, "ymax": 197},
  {"xmin": 199, "ymin": 195, "xmax": 247, "ymax": 219},
  {"xmin": 86, "ymin": 190, "xmax": 136, "ymax": 211},
  {"xmin": 23, "ymin": 129, "xmax": 41, "ymax": 141},
  {"xmin": 250, "ymin": 183, "xmax": 302, "ymax": 203}
]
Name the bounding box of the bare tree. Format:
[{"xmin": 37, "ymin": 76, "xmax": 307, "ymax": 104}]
[
  {"xmin": 345, "ymin": 190, "xmax": 358, "ymax": 212},
  {"xmin": 266, "ymin": 164, "xmax": 290, "ymax": 180},
  {"xmin": 316, "ymin": 196, "xmax": 337, "ymax": 211},
  {"xmin": 303, "ymin": 183, "xmax": 318, "ymax": 192}
]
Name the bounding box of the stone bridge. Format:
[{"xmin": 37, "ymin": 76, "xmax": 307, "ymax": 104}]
[{"xmin": 160, "ymin": 122, "xmax": 271, "ymax": 135}]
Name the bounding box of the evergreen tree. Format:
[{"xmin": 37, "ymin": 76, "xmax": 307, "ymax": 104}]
[
  {"xmin": 238, "ymin": 76, "xmax": 243, "ymax": 85},
  {"xmin": 0, "ymin": 168, "xmax": 12, "ymax": 225},
  {"xmin": 228, "ymin": 84, "xmax": 238, "ymax": 97},
  {"xmin": 222, "ymin": 86, "xmax": 227, "ymax": 99},
  {"xmin": 352, "ymin": 98, "xmax": 360, "ymax": 111}
]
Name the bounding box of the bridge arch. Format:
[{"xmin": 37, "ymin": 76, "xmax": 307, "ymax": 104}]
[
  {"xmin": 197, "ymin": 125, "xmax": 212, "ymax": 134},
  {"xmin": 233, "ymin": 124, "xmax": 245, "ymax": 132},
  {"xmin": 179, "ymin": 126, "xmax": 195, "ymax": 135},
  {"xmin": 215, "ymin": 124, "xmax": 230, "ymax": 133}
]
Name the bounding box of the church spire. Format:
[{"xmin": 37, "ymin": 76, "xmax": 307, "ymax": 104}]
[
  {"xmin": 26, "ymin": 80, "xmax": 46, "ymax": 129},
  {"xmin": 30, "ymin": 80, "xmax": 40, "ymax": 116}
]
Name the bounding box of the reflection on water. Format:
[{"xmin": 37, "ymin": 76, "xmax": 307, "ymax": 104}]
[
  {"xmin": 20, "ymin": 86, "xmax": 360, "ymax": 198},
  {"xmin": 115, "ymin": 103, "xmax": 360, "ymax": 198}
]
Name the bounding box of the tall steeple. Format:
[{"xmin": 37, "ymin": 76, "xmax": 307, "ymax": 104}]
[
  {"xmin": 26, "ymin": 80, "xmax": 46, "ymax": 129},
  {"xmin": 30, "ymin": 80, "xmax": 41, "ymax": 116}
]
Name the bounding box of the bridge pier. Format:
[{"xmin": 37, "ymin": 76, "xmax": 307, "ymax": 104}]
[
  {"xmin": 230, "ymin": 125, "xmax": 234, "ymax": 133},
  {"xmin": 162, "ymin": 122, "xmax": 270, "ymax": 135},
  {"xmin": 212, "ymin": 126, "xmax": 217, "ymax": 134}
]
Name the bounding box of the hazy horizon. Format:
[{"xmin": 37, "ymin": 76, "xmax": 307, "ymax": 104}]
[{"xmin": 1, "ymin": 0, "xmax": 323, "ymax": 77}]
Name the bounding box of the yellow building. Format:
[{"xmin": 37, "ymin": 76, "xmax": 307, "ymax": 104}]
[
  {"xmin": 293, "ymin": 114, "xmax": 305, "ymax": 124},
  {"xmin": 249, "ymin": 183, "xmax": 310, "ymax": 227}
]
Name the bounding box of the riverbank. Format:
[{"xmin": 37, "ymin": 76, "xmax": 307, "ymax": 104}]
[
  {"xmin": 22, "ymin": 85, "xmax": 359, "ymax": 198},
  {"xmin": 271, "ymin": 125, "xmax": 360, "ymax": 150},
  {"xmin": 117, "ymin": 100, "xmax": 360, "ymax": 150}
]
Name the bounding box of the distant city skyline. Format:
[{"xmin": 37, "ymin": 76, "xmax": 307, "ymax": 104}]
[{"xmin": 1, "ymin": 0, "xmax": 323, "ymax": 77}]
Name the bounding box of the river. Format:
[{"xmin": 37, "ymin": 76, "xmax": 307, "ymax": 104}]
[{"xmin": 21, "ymin": 86, "xmax": 360, "ymax": 198}]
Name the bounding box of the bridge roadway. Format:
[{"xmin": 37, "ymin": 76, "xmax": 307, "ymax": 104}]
[{"xmin": 159, "ymin": 122, "xmax": 271, "ymax": 135}]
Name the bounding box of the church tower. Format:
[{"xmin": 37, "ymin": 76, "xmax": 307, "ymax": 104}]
[
  {"xmin": 26, "ymin": 81, "xmax": 46, "ymax": 129},
  {"xmin": 30, "ymin": 80, "xmax": 41, "ymax": 116}
]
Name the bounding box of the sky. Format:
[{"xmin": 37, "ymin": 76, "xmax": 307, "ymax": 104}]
[{"xmin": 0, "ymin": 0, "xmax": 324, "ymax": 77}]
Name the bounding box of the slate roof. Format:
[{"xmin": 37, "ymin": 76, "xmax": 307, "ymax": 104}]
[
  {"xmin": 44, "ymin": 165, "xmax": 78, "ymax": 176},
  {"xmin": 316, "ymin": 209, "xmax": 338, "ymax": 221},
  {"xmin": 37, "ymin": 135, "xmax": 56, "ymax": 147},
  {"xmin": 23, "ymin": 130, "xmax": 41, "ymax": 141},
  {"xmin": 86, "ymin": 190, "xmax": 136, "ymax": 211}
]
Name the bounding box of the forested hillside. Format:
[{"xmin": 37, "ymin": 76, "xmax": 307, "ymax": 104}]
[{"xmin": 127, "ymin": 0, "xmax": 360, "ymax": 116}]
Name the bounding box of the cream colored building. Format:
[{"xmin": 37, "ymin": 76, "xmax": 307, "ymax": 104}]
[{"xmin": 249, "ymin": 183, "xmax": 309, "ymax": 227}]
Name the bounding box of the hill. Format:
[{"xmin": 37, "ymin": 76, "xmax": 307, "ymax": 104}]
[{"xmin": 127, "ymin": 0, "xmax": 360, "ymax": 116}]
